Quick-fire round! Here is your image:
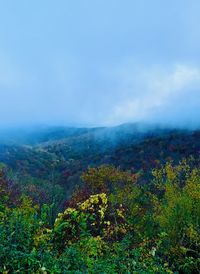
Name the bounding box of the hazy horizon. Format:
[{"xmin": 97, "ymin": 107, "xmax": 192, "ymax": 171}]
[{"xmin": 0, "ymin": 1, "xmax": 200, "ymax": 128}]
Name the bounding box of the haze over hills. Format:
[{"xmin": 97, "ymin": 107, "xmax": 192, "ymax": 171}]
[
  {"xmin": 0, "ymin": 122, "xmax": 194, "ymax": 145},
  {"xmin": 0, "ymin": 123, "xmax": 199, "ymax": 200}
]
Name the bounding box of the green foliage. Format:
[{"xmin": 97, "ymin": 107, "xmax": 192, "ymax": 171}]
[
  {"xmin": 0, "ymin": 159, "xmax": 199, "ymax": 273},
  {"xmin": 152, "ymin": 160, "xmax": 200, "ymax": 272},
  {"xmin": 0, "ymin": 197, "xmax": 40, "ymax": 272}
]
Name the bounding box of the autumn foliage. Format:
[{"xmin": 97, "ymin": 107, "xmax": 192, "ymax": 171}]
[{"xmin": 0, "ymin": 159, "xmax": 199, "ymax": 273}]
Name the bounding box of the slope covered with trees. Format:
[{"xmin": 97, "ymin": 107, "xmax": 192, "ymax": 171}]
[
  {"xmin": 0, "ymin": 125, "xmax": 199, "ymax": 206},
  {"xmin": 0, "ymin": 159, "xmax": 199, "ymax": 273},
  {"xmin": 0, "ymin": 125, "xmax": 199, "ymax": 273}
]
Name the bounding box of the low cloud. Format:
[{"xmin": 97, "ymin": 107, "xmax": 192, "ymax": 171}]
[
  {"xmin": 0, "ymin": 57, "xmax": 199, "ymax": 128},
  {"xmin": 106, "ymin": 64, "xmax": 200, "ymax": 127}
]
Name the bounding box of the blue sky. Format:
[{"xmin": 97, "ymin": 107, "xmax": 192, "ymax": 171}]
[{"xmin": 0, "ymin": 0, "xmax": 200, "ymax": 127}]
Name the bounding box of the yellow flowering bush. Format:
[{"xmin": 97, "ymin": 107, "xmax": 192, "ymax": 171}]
[{"xmin": 52, "ymin": 193, "xmax": 128, "ymax": 251}]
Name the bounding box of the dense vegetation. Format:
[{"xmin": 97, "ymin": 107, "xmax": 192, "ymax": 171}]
[
  {"xmin": 0, "ymin": 125, "xmax": 199, "ymax": 273},
  {"xmin": 0, "ymin": 125, "xmax": 200, "ymax": 208}
]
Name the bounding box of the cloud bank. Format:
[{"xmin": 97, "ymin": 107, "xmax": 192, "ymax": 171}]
[
  {"xmin": 0, "ymin": 1, "xmax": 200, "ymax": 128},
  {"xmin": 105, "ymin": 64, "xmax": 200, "ymax": 127}
]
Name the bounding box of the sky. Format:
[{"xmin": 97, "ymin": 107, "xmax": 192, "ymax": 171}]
[{"xmin": 0, "ymin": 0, "xmax": 200, "ymax": 128}]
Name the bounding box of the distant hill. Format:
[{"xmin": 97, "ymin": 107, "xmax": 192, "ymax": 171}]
[
  {"xmin": 0, "ymin": 126, "xmax": 94, "ymax": 145},
  {"xmin": 0, "ymin": 124, "xmax": 199, "ymax": 201}
]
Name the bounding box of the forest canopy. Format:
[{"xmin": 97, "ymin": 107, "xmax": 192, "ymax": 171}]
[{"xmin": 0, "ymin": 158, "xmax": 199, "ymax": 273}]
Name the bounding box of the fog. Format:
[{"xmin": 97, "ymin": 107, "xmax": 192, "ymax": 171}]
[{"xmin": 0, "ymin": 1, "xmax": 200, "ymax": 128}]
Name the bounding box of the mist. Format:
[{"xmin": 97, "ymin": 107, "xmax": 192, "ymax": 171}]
[{"xmin": 0, "ymin": 1, "xmax": 200, "ymax": 129}]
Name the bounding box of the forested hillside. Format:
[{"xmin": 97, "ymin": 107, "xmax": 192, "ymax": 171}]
[
  {"xmin": 0, "ymin": 125, "xmax": 199, "ymax": 203},
  {"xmin": 0, "ymin": 125, "xmax": 199, "ymax": 273}
]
